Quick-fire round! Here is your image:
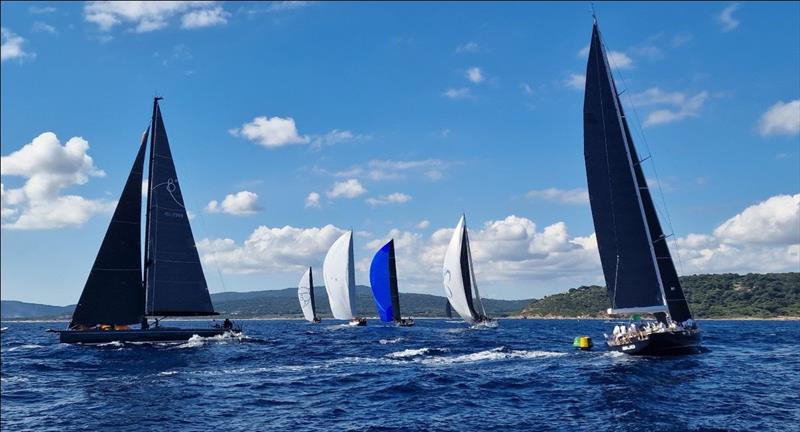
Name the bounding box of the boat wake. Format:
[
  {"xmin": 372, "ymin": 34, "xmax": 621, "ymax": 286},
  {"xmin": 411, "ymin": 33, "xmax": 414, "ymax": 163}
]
[
  {"xmin": 386, "ymin": 347, "xmax": 449, "ymax": 359},
  {"xmin": 379, "ymin": 337, "xmax": 405, "ymax": 345},
  {"xmin": 6, "ymin": 344, "xmax": 43, "ymax": 352},
  {"xmin": 421, "ymin": 347, "xmax": 565, "ymax": 365},
  {"xmin": 471, "ymin": 320, "xmax": 499, "ymax": 330},
  {"xmin": 175, "ymin": 332, "xmax": 247, "ymax": 349}
]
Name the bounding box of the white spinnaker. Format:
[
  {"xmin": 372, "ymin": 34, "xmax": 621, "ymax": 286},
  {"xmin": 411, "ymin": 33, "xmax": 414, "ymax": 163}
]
[
  {"xmin": 323, "ymin": 231, "xmax": 356, "ymax": 320},
  {"xmin": 298, "ymin": 267, "xmax": 316, "ymax": 322},
  {"xmin": 442, "ymin": 215, "xmax": 476, "ymax": 322}
]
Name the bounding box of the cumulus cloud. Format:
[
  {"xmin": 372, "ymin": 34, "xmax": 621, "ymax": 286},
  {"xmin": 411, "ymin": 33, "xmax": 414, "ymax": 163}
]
[
  {"xmin": 199, "ymin": 224, "xmax": 347, "ymax": 274},
  {"xmin": 712, "ymin": 194, "xmax": 799, "ymax": 245},
  {"xmin": 416, "ymin": 219, "xmax": 431, "ymax": 229},
  {"xmin": 628, "ymin": 87, "xmax": 710, "ymax": 127},
  {"xmin": 466, "ymin": 66, "xmax": 485, "ymax": 83},
  {"xmin": 84, "ymin": 1, "xmax": 229, "ymax": 33},
  {"xmin": 366, "ymin": 192, "xmax": 412, "ymax": 206},
  {"xmin": 180, "ymin": 6, "xmax": 229, "ymax": 29},
  {"xmin": 206, "ymin": 190, "xmax": 260, "ymax": 215},
  {"xmin": 305, "ymin": 192, "xmax": 321, "ymax": 208},
  {"xmin": 1, "ymin": 132, "xmax": 113, "ymax": 229},
  {"xmin": 527, "ymin": 188, "xmax": 589, "ymax": 205},
  {"xmin": 758, "ymin": 100, "xmax": 800, "ymax": 137},
  {"xmin": 443, "ymin": 87, "xmax": 472, "ymax": 100},
  {"xmin": 565, "ymin": 74, "xmax": 585, "ymax": 90},
  {"xmin": 1, "ymin": 28, "xmax": 35, "ymax": 62},
  {"xmin": 327, "ymin": 179, "xmax": 366, "ymax": 199},
  {"xmin": 230, "ymin": 115, "xmax": 310, "ymax": 148},
  {"xmin": 717, "ymin": 3, "xmax": 741, "ymax": 32}
]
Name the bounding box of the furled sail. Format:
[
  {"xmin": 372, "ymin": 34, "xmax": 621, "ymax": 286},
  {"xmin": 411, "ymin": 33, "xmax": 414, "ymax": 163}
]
[
  {"xmin": 70, "ymin": 130, "xmax": 149, "ymax": 328},
  {"xmin": 298, "ymin": 267, "xmax": 318, "ymax": 322},
  {"xmin": 369, "ymin": 239, "xmax": 401, "ymax": 322},
  {"xmin": 323, "ymin": 231, "xmax": 356, "ymax": 320},
  {"xmin": 144, "ymin": 98, "xmax": 215, "ymax": 316},
  {"xmin": 442, "ymin": 215, "xmax": 480, "ymax": 322},
  {"xmin": 583, "ymin": 23, "xmax": 675, "ymax": 317}
]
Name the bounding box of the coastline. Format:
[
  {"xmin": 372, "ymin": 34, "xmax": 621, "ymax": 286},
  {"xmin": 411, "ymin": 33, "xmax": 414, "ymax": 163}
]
[{"xmin": 4, "ymin": 316, "xmax": 799, "ymax": 323}]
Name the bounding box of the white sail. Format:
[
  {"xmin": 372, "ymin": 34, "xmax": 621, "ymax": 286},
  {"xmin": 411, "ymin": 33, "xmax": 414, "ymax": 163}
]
[
  {"xmin": 323, "ymin": 231, "xmax": 356, "ymax": 320},
  {"xmin": 297, "ymin": 267, "xmax": 316, "ymax": 323},
  {"xmin": 442, "ymin": 215, "xmax": 477, "ymax": 322}
]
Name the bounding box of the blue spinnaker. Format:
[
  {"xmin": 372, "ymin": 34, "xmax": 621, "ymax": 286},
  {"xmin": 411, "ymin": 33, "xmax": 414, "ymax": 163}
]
[{"xmin": 369, "ymin": 240, "xmax": 398, "ymax": 322}]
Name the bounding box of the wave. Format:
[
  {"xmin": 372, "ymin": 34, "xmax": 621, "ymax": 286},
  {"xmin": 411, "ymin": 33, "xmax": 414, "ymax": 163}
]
[
  {"xmin": 7, "ymin": 344, "xmax": 43, "ymax": 352},
  {"xmin": 379, "ymin": 337, "xmax": 405, "ymax": 345},
  {"xmin": 97, "ymin": 341, "xmax": 124, "ymax": 348},
  {"xmin": 174, "ymin": 331, "xmax": 246, "ymax": 349},
  {"xmin": 386, "ymin": 347, "xmax": 449, "ymax": 359},
  {"xmin": 421, "ymin": 347, "xmax": 565, "ymax": 365}
]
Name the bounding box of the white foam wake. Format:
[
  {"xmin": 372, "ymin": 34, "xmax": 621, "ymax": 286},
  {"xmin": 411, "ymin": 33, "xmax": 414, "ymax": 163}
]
[
  {"xmin": 421, "ymin": 347, "xmax": 565, "ymax": 365},
  {"xmin": 379, "ymin": 337, "xmax": 405, "ymax": 345},
  {"xmin": 386, "ymin": 347, "xmax": 446, "ymax": 359}
]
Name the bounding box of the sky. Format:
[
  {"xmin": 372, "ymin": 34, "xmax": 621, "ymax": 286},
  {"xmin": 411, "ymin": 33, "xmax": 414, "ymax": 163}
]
[{"xmin": 1, "ymin": 1, "xmax": 799, "ymax": 306}]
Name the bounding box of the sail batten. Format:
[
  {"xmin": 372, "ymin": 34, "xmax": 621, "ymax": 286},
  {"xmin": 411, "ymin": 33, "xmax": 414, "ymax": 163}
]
[
  {"xmin": 144, "ymin": 99, "xmax": 215, "ymax": 317},
  {"xmin": 69, "ymin": 130, "xmax": 149, "ymax": 328}
]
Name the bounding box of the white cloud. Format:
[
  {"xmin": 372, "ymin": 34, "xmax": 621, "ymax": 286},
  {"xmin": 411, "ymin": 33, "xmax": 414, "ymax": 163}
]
[
  {"xmin": 199, "ymin": 224, "xmax": 347, "ymax": 274},
  {"xmin": 1, "ymin": 28, "xmax": 35, "ymax": 62},
  {"xmin": 713, "ymin": 194, "xmax": 799, "ymax": 245},
  {"xmin": 180, "ymin": 6, "xmax": 229, "ymax": 29},
  {"xmin": 311, "ymin": 129, "xmax": 362, "ymax": 148},
  {"xmin": 327, "ymin": 179, "xmax": 366, "ymax": 199},
  {"xmin": 443, "ymin": 87, "xmax": 472, "ymax": 100},
  {"xmin": 527, "ymin": 188, "xmax": 589, "ymax": 205},
  {"xmin": 304, "ymin": 192, "xmax": 321, "ymax": 208},
  {"xmin": 717, "ymin": 3, "xmax": 741, "ymax": 32},
  {"xmin": 607, "ymin": 51, "xmax": 633, "ymax": 70},
  {"xmin": 366, "ymin": 192, "xmax": 412, "ymax": 206},
  {"xmin": 1, "ymin": 132, "xmax": 113, "ymax": 230},
  {"xmin": 325, "ymin": 159, "xmax": 450, "ymax": 182},
  {"xmin": 628, "ymin": 87, "xmax": 710, "ymax": 127},
  {"xmin": 455, "ymin": 41, "xmax": 479, "ymax": 53},
  {"xmin": 416, "ymin": 219, "xmax": 430, "ymax": 229},
  {"xmin": 577, "ymin": 45, "xmax": 633, "ymax": 69},
  {"xmin": 230, "ymin": 115, "xmax": 310, "ymax": 148},
  {"xmin": 84, "ymin": 1, "xmax": 229, "ymax": 33},
  {"xmin": 520, "ymin": 83, "xmax": 534, "ymax": 95},
  {"xmin": 466, "ymin": 66, "xmax": 485, "ymax": 83},
  {"xmin": 565, "ymin": 74, "xmax": 585, "ymax": 90},
  {"xmin": 28, "ymin": 6, "xmax": 57, "ymax": 14},
  {"xmin": 205, "ymin": 190, "xmax": 260, "ymax": 216},
  {"xmin": 32, "ymin": 21, "xmax": 57, "ymax": 34},
  {"xmin": 758, "ymin": 100, "xmax": 800, "ymax": 137},
  {"xmin": 671, "ymin": 32, "xmax": 693, "ymax": 48}
]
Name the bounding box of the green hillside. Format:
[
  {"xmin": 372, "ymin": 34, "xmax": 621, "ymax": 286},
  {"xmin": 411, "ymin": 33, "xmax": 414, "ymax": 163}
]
[{"xmin": 521, "ymin": 273, "xmax": 800, "ymax": 318}]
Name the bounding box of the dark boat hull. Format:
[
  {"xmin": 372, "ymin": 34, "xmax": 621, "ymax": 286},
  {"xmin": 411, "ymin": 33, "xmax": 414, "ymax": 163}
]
[
  {"xmin": 608, "ymin": 330, "xmax": 701, "ymax": 356},
  {"xmin": 54, "ymin": 328, "xmax": 230, "ymax": 344}
]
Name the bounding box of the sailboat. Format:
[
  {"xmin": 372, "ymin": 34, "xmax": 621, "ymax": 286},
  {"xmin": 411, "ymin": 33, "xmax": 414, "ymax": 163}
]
[
  {"xmin": 369, "ymin": 239, "xmax": 414, "ymax": 327},
  {"xmin": 51, "ymin": 98, "xmax": 237, "ymax": 344},
  {"xmin": 583, "ymin": 20, "xmax": 700, "ymax": 355},
  {"xmin": 442, "ymin": 215, "xmax": 492, "ymax": 325},
  {"xmin": 298, "ymin": 267, "xmax": 321, "ymax": 323},
  {"xmin": 323, "ymin": 231, "xmax": 366, "ymax": 326}
]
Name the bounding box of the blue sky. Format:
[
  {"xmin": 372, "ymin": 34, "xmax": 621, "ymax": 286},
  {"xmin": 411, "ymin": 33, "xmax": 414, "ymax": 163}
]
[{"xmin": 2, "ymin": 1, "xmax": 799, "ymax": 305}]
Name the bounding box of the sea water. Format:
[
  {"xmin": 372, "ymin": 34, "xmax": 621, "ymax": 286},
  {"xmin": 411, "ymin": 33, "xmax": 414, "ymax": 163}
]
[{"xmin": 2, "ymin": 319, "xmax": 798, "ymax": 431}]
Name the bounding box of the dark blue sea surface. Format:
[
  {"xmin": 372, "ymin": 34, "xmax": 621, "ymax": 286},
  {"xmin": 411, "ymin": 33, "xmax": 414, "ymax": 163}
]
[{"xmin": 2, "ymin": 319, "xmax": 799, "ymax": 431}]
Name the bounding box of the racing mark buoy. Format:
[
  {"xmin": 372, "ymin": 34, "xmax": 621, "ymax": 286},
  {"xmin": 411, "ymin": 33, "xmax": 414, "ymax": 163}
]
[{"xmin": 573, "ymin": 336, "xmax": 593, "ymax": 351}]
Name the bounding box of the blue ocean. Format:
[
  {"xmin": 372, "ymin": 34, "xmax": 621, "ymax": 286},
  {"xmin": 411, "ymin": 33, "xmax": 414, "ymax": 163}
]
[{"xmin": 2, "ymin": 319, "xmax": 798, "ymax": 431}]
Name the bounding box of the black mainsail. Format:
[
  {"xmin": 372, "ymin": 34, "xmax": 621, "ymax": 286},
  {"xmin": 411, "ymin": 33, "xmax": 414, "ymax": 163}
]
[
  {"xmin": 583, "ymin": 22, "xmax": 692, "ymax": 323},
  {"xmin": 144, "ymin": 99, "xmax": 215, "ymax": 316},
  {"xmin": 69, "ymin": 131, "xmax": 149, "ymax": 328}
]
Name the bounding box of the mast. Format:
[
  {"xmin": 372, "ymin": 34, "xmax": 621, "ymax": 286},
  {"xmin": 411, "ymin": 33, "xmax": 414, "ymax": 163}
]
[
  {"xmin": 143, "ymin": 97, "xmax": 160, "ymax": 312},
  {"xmin": 309, "ymin": 267, "xmax": 317, "ymax": 320},
  {"xmin": 464, "ymin": 221, "xmax": 487, "ymax": 318}
]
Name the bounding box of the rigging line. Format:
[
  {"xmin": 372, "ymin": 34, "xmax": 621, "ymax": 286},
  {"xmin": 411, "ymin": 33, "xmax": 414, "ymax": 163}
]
[{"xmin": 600, "ymin": 31, "xmax": 687, "ymax": 279}]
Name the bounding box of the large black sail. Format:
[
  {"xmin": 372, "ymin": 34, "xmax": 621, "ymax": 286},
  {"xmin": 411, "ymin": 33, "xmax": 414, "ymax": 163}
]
[
  {"xmin": 144, "ymin": 99, "xmax": 215, "ymax": 316},
  {"xmin": 620, "ymin": 105, "xmax": 693, "ymax": 322},
  {"xmin": 583, "ymin": 23, "xmax": 666, "ymax": 314},
  {"xmin": 70, "ymin": 130, "xmax": 148, "ymax": 328}
]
